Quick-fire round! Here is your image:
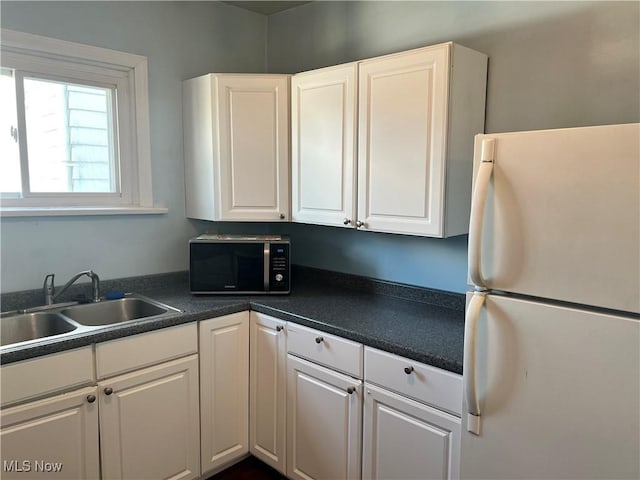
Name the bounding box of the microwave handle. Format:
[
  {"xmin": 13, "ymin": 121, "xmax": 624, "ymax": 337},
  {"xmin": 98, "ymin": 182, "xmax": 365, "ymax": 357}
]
[{"xmin": 264, "ymin": 242, "xmax": 270, "ymax": 291}]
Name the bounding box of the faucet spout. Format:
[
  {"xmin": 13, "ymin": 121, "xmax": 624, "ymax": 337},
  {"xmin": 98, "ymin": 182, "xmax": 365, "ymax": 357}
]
[{"xmin": 44, "ymin": 270, "xmax": 101, "ymax": 305}]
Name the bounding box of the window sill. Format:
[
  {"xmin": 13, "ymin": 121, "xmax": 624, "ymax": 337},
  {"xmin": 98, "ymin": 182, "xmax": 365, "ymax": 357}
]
[{"xmin": 0, "ymin": 206, "xmax": 168, "ymax": 217}]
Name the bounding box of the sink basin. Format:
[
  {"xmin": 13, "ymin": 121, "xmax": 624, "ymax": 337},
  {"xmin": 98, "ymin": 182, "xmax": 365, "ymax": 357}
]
[
  {"xmin": 60, "ymin": 297, "xmax": 179, "ymax": 326},
  {"xmin": 0, "ymin": 295, "xmax": 181, "ymax": 349},
  {"xmin": 0, "ymin": 312, "xmax": 77, "ymax": 347}
]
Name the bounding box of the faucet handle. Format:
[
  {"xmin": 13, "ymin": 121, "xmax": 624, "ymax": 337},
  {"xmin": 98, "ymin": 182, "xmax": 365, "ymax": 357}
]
[
  {"xmin": 43, "ymin": 273, "xmax": 55, "ymax": 289},
  {"xmin": 43, "ymin": 274, "xmax": 55, "ymax": 305}
]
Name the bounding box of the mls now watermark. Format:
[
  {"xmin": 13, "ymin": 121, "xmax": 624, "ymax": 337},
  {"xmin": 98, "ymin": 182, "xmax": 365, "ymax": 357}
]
[{"xmin": 3, "ymin": 460, "xmax": 64, "ymax": 473}]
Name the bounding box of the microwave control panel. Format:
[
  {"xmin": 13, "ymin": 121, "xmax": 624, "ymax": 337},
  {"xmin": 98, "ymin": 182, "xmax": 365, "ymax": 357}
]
[{"xmin": 269, "ymin": 242, "xmax": 290, "ymax": 292}]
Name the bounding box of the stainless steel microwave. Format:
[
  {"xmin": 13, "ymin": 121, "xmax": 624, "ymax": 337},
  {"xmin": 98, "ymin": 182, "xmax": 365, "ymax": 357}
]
[{"xmin": 189, "ymin": 235, "xmax": 290, "ymax": 294}]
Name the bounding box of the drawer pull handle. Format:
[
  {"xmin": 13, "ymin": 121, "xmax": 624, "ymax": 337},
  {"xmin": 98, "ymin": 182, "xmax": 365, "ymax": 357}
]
[
  {"xmin": 86, "ymin": 394, "xmax": 96, "ymax": 403},
  {"xmin": 404, "ymin": 366, "xmax": 414, "ymax": 375},
  {"xmin": 315, "ymin": 336, "xmax": 324, "ymax": 344},
  {"xmin": 346, "ymin": 387, "xmax": 356, "ymax": 395},
  {"xmin": 104, "ymin": 387, "xmax": 114, "ymax": 396},
  {"xmin": 276, "ymin": 325, "xmax": 284, "ymax": 332}
]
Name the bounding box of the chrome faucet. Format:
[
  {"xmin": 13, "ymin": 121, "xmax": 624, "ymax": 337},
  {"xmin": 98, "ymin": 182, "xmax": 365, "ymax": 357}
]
[{"xmin": 43, "ymin": 270, "xmax": 101, "ymax": 305}]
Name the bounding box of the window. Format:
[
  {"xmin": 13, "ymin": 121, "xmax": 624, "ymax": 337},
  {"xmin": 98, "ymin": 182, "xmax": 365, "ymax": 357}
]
[{"xmin": 0, "ymin": 29, "xmax": 163, "ymax": 215}]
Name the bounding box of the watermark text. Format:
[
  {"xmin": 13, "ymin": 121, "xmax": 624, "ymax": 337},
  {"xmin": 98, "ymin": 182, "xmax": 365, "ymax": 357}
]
[{"xmin": 3, "ymin": 460, "xmax": 64, "ymax": 473}]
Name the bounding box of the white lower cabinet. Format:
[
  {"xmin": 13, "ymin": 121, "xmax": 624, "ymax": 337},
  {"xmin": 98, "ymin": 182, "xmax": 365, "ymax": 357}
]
[
  {"xmin": 0, "ymin": 347, "xmax": 98, "ymax": 480},
  {"xmin": 249, "ymin": 312, "xmax": 287, "ymax": 474},
  {"xmin": 287, "ymin": 354, "xmax": 362, "ymax": 480},
  {"xmin": 96, "ymin": 323, "xmax": 201, "ymax": 480},
  {"xmin": 200, "ymin": 312, "xmax": 250, "ymax": 475},
  {"xmin": 1, "ymin": 312, "xmax": 464, "ymax": 480},
  {"xmin": 363, "ymin": 384, "xmax": 461, "ymax": 480},
  {"xmin": 0, "ymin": 386, "xmax": 100, "ymax": 479},
  {"xmin": 363, "ymin": 347, "xmax": 462, "ymax": 480},
  {"xmin": 1, "ymin": 324, "xmax": 201, "ymax": 480},
  {"xmin": 99, "ymin": 355, "xmax": 200, "ymax": 480}
]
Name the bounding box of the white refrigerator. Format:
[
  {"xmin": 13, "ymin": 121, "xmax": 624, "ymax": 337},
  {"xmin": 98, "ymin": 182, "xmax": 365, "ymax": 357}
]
[{"xmin": 462, "ymin": 123, "xmax": 640, "ymax": 479}]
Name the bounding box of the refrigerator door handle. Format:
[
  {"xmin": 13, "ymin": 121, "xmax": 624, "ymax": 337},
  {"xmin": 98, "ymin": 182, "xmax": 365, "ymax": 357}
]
[
  {"xmin": 468, "ymin": 138, "xmax": 495, "ymax": 289},
  {"xmin": 464, "ymin": 290, "xmax": 486, "ymax": 435}
]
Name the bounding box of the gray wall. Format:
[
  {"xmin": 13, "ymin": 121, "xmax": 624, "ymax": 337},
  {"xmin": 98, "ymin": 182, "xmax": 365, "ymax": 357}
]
[
  {"xmin": 1, "ymin": 1, "xmax": 266, "ymax": 293},
  {"xmin": 263, "ymin": 0, "xmax": 640, "ymax": 293},
  {"xmin": 1, "ymin": 1, "xmax": 638, "ymax": 294}
]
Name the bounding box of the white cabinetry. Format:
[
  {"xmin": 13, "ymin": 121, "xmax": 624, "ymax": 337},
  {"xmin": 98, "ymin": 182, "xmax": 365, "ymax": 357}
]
[
  {"xmin": 0, "ymin": 326, "xmax": 200, "ymax": 480},
  {"xmin": 291, "ymin": 63, "xmax": 358, "ymax": 227},
  {"xmin": 0, "ymin": 347, "xmax": 98, "ymax": 480},
  {"xmin": 249, "ymin": 312, "xmax": 287, "ymax": 474},
  {"xmin": 98, "ymin": 356, "xmax": 200, "ymax": 480},
  {"xmin": 199, "ymin": 312, "xmax": 250, "ymax": 475},
  {"xmin": 286, "ymin": 324, "xmax": 363, "ymax": 480},
  {"xmin": 292, "ymin": 42, "xmax": 487, "ymax": 237},
  {"xmin": 96, "ymin": 324, "xmax": 200, "ymax": 480},
  {"xmin": 363, "ymin": 347, "xmax": 462, "ymax": 480},
  {"xmin": 1, "ymin": 386, "xmax": 99, "ymax": 479},
  {"xmin": 183, "ymin": 74, "xmax": 290, "ymax": 222},
  {"xmin": 358, "ymin": 43, "xmax": 487, "ymax": 237}
]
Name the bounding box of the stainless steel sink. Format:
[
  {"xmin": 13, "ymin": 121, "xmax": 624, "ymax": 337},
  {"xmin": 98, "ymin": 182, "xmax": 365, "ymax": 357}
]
[
  {"xmin": 1, "ymin": 294, "xmax": 181, "ymax": 349},
  {"xmin": 60, "ymin": 297, "xmax": 178, "ymax": 326},
  {"xmin": 0, "ymin": 312, "xmax": 77, "ymax": 347}
]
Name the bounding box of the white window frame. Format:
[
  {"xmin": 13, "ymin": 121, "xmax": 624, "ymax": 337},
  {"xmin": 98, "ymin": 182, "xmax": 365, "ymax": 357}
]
[{"xmin": 0, "ymin": 29, "xmax": 166, "ymax": 216}]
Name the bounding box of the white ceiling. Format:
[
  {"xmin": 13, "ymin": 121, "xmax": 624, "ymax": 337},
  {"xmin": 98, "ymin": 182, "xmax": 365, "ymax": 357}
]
[{"xmin": 223, "ymin": 1, "xmax": 311, "ymax": 15}]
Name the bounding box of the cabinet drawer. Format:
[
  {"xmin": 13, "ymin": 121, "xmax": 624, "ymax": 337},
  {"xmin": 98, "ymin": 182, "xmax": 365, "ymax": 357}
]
[
  {"xmin": 1, "ymin": 346, "xmax": 95, "ymax": 407},
  {"xmin": 364, "ymin": 347, "xmax": 462, "ymax": 416},
  {"xmin": 96, "ymin": 323, "xmax": 197, "ymax": 379},
  {"xmin": 287, "ymin": 323, "xmax": 363, "ymax": 378}
]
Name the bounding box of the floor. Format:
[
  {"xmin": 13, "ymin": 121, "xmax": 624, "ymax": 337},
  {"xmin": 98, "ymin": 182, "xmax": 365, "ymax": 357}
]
[{"xmin": 207, "ymin": 456, "xmax": 286, "ymax": 480}]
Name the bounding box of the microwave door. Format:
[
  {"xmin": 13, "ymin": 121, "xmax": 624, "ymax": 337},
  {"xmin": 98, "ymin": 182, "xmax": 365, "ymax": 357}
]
[{"xmin": 190, "ymin": 243, "xmax": 264, "ymax": 292}]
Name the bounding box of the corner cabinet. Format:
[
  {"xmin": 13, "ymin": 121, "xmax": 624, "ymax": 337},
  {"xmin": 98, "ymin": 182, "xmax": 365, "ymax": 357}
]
[
  {"xmin": 249, "ymin": 312, "xmax": 287, "ymax": 474},
  {"xmin": 199, "ymin": 312, "xmax": 250, "ymax": 476},
  {"xmin": 291, "ymin": 42, "xmax": 487, "ymax": 237},
  {"xmin": 183, "ymin": 74, "xmax": 290, "ymax": 222}
]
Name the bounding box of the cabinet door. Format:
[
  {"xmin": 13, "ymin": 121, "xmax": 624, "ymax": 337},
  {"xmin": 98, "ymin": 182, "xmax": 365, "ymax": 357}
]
[
  {"xmin": 292, "ymin": 64, "xmax": 358, "ymax": 227},
  {"xmin": 99, "ymin": 355, "xmax": 200, "ymax": 480},
  {"xmin": 216, "ymin": 75, "xmax": 290, "ymax": 221},
  {"xmin": 287, "ymin": 355, "xmax": 362, "ymax": 480},
  {"xmin": 0, "ymin": 386, "xmax": 99, "ymax": 480},
  {"xmin": 200, "ymin": 312, "xmax": 249, "ymax": 475},
  {"xmin": 249, "ymin": 312, "xmax": 287, "ymax": 473},
  {"xmin": 358, "ymin": 45, "xmax": 449, "ymax": 236},
  {"xmin": 363, "ymin": 383, "xmax": 461, "ymax": 480}
]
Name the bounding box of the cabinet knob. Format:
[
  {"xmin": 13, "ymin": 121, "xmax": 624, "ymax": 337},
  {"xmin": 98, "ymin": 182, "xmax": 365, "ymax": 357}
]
[
  {"xmin": 276, "ymin": 325, "xmax": 284, "ymax": 332},
  {"xmin": 356, "ymin": 220, "xmax": 365, "ymax": 228},
  {"xmin": 404, "ymin": 366, "xmax": 414, "ymax": 375},
  {"xmin": 315, "ymin": 336, "xmax": 324, "ymax": 344},
  {"xmin": 104, "ymin": 387, "xmax": 114, "ymax": 396},
  {"xmin": 86, "ymin": 394, "xmax": 96, "ymax": 403},
  {"xmin": 279, "ymin": 213, "xmax": 285, "ymax": 220},
  {"xmin": 343, "ymin": 218, "xmax": 352, "ymax": 225},
  {"xmin": 347, "ymin": 387, "xmax": 356, "ymax": 395}
]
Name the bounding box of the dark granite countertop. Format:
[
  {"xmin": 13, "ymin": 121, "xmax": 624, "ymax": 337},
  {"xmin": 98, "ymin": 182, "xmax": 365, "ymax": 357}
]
[{"xmin": 1, "ymin": 267, "xmax": 466, "ymax": 374}]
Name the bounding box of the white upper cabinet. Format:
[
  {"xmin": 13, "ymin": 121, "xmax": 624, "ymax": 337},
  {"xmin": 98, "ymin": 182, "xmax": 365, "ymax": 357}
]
[
  {"xmin": 292, "ymin": 42, "xmax": 487, "ymax": 237},
  {"xmin": 358, "ymin": 43, "xmax": 487, "ymax": 237},
  {"xmin": 291, "ymin": 63, "xmax": 358, "ymax": 227},
  {"xmin": 183, "ymin": 74, "xmax": 290, "ymax": 222}
]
